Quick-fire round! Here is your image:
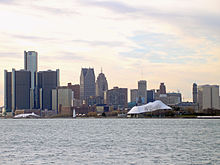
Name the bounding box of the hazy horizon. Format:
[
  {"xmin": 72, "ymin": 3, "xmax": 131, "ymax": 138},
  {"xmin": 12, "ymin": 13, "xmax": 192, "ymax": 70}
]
[{"xmin": 0, "ymin": 0, "xmax": 220, "ymax": 106}]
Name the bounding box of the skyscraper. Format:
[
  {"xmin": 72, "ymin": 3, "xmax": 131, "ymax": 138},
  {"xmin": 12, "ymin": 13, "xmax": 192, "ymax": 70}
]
[
  {"xmin": 138, "ymin": 80, "xmax": 147, "ymax": 104},
  {"xmin": 4, "ymin": 69, "xmax": 31, "ymax": 113},
  {"xmin": 24, "ymin": 51, "xmax": 38, "ymax": 88},
  {"xmin": 80, "ymin": 68, "xmax": 95, "ymax": 102},
  {"xmin": 24, "ymin": 51, "xmax": 38, "ymax": 109},
  {"xmin": 147, "ymin": 90, "xmax": 155, "ymax": 103},
  {"xmin": 37, "ymin": 69, "xmax": 60, "ymax": 110},
  {"xmin": 130, "ymin": 89, "xmax": 138, "ymax": 103},
  {"xmin": 159, "ymin": 83, "xmax": 166, "ymax": 94},
  {"xmin": 198, "ymin": 85, "xmax": 220, "ymax": 110},
  {"xmin": 193, "ymin": 83, "xmax": 197, "ymax": 103},
  {"xmin": 4, "ymin": 70, "xmax": 12, "ymax": 112},
  {"xmin": 96, "ymin": 71, "xmax": 108, "ymax": 99}
]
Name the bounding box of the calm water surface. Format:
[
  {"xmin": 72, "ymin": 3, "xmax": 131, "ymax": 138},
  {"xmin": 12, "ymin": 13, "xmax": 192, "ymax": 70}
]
[{"xmin": 0, "ymin": 119, "xmax": 220, "ymax": 165}]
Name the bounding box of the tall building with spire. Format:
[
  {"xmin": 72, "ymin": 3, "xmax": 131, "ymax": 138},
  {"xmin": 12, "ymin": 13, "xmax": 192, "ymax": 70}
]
[
  {"xmin": 96, "ymin": 69, "xmax": 108, "ymax": 99},
  {"xmin": 80, "ymin": 68, "xmax": 96, "ymax": 102}
]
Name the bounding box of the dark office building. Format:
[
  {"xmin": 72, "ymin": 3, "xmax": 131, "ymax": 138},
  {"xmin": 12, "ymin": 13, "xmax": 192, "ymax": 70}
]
[
  {"xmin": 37, "ymin": 69, "xmax": 60, "ymax": 110},
  {"xmin": 193, "ymin": 83, "xmax": 197, "ymax": 103},
  {"xmin": 159, "ymin": 83, "xmax": 166, "ymax": 94},
  {"xmin": 67, "ymin": 83, "xmax": 80, "ymax": 100},
  {"xmin": 80, "ymin": 68, "xmax": 96, "ymax": 102},
  {"xmin": 147, "ymin": 90, "xmax": 155, "ymax": 103},
  {"xmin": 4, "ymin": 70, "xmax": 12, "ymax": 112},
  {"xmin": 5, "ymin": 69, "xmax": 32, "ymax": 113}
]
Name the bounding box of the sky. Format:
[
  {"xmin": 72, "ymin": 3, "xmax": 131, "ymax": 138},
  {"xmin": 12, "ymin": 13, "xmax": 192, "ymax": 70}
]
[{"xmin": 0, "ymin": 0, "xmax": 220, "ymax": 105}]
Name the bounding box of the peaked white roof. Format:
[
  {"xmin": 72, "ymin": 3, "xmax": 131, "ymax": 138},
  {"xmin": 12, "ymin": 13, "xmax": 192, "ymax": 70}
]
[
  {"xmin": 127, "ymin": 100, "xmax": 172, "ymax": 114},
  {"xmin": 14, "ymin": 112, "xmax": 40, "ymax": 118}
]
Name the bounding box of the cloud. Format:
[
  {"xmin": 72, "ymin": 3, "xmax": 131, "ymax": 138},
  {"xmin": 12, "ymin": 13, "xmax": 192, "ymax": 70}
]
[
  {"xmin": 9, "ymin": 34, "xmax": 56, "ymax": 41},
  {"xmin": 119, "ymin": 32, "xmax": 212, "ymax": 64},
  {"xmin": 40, "ymin": 52, "xmax": 89, "ymax": 62},
  {"xmin": 0, "ymin": 0, "xmax": 15, "ymax": 4},
  {"xmin": 72, "ymin": 39, "xmax": 125, "ymax": 47},
  {"xmin": 82, "ymin": 0, "xmax": 220, "ymax": 36},
  {"xmin": 32, "ymin": 5, "xmax": 79, "ymax": 16},
  {"xmin": 0, "ymin": 52, "xmax": 22, "ymax": 58},
  {"xmin": 81, "ymin": 1, "xmax": 137, "ymax": 13}
]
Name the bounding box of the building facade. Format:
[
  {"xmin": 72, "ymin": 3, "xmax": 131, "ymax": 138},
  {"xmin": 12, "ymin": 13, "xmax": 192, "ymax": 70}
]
[
  {"xmin": 104, "ymin": 87, "xmax": 128, "ymax": 109},
  {"xmin": 24, "ymin": 51, "xmax": 38, "ymax": 109},
  {"xmin": 130, "ymin": 89, "xmax": 138, "ymax": 103},
  {"xmin": 147, "ymin": 90, "xmax": 155, "ymax": 103},
  {"xmin": 96, "ymin": 72, "xmax": 108, "ymax": 99},
  {"xmin": 138, "ymin": 80, "xmax": 147, "ymax": 104},
  {"xmin": 167, "ymin": 93, "xmax": 182, "ymax": 105},
  {"xmin": 4, "ymin": 70, "xmax": 12, "ymax": 112},
  {"xmin": 5, "ymin": 69, "xmax": 31, "ymax": 113},
  {"xmin": 52, "ymin": 88, "xmax": 73, "ymax": 113},
  {"xmin": 80, "ymin": 68, "xmax": 95, "ymax": 102},
  {"xmin": 159, "ymin": 83, "xmax": 166, "ymax": 94},
  {"xmin": 67, "ymin": 83, "xmax": 80, "ymax": 100},
  {"xmin": 193, "ymin": 83, "xmax": 197, "ymax": 103},
  {"xmin": 198, "ymin": 85, "xmax": 220, "ymax": 110},
  {"xmin": 37, "ymin": 69, "xmax": 60, "ymax": 110}
]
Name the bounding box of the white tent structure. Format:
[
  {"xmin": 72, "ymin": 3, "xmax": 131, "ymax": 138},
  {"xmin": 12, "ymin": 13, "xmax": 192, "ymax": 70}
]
[
  {"xmin": 14, "ymin": 112, "xmax": 40, "ymax": 118},
  {"xmin": 127, "ymin": 100, "xmax": 172, "ymax": 114}
]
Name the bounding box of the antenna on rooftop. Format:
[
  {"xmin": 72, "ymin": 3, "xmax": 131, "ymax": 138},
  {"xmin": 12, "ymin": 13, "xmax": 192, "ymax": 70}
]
[{"xmin": 101, "ymin": 67, "xmax": 103, "ymax": 73}]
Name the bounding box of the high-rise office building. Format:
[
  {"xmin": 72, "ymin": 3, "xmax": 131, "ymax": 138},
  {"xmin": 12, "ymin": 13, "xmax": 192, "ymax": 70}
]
[
  {"xmin": 193, "ymin": 83, "xmax": 197, "ymax": 103},
  {"xmin": 198, "ymin": 85, "xmax": 220, "ymax": 110},
  {"xmin": 104, "ymin": 87, "xmax": 128, "ymax": 109},
  {"xmin": 4, "ymin": 70, "xmax": 12, "ymax": 112},
  {"xmin": 138, "ymin": 80, "xmax": 147, "ymax": 104},
  {"xmin": 37, "ymin": 69, "xmax": 60, "ymax": 110},
  {"xmin": 130, "ymin": 89, "xmax": 138, "ymax": 103},
  {"xmin": 147, "ymin": 90, "xmax": 155, "ymax": 103},
  {"xmin": 96, "ymin": 71, "xmax": 108, "ymax": 99},
  {"xmin": 5, "ymin": 69, "xmax": 31, "ymax": 113},
  {"xmin": 160, "ymin": 83, "xmax": 166, "ymax": 94},
  {"xmin": 52, "ymin": 88, "xmax": 73, "ymax": 113},
  {"xmin": 67, "ymin": 83, "xmax": 80, "ymax": 100},
  {"xmin": 80, "ymin": 68, "xmax": 95, "ymax": 102},
  {"xmin": 24, "ymin": 51, "xmax": 38, "ymax": 109}
]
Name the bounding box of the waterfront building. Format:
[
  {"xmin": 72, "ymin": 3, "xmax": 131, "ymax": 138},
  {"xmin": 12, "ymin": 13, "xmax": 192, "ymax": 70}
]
[
  {"xmin": 198, "ymin": 85, "xmax": 220, "ymax": 110},
  {"xmin": 154, "ymin": 90, "xmax": 181, "ymax": 105},
  {"xmin": 104, "ymin": 87, "xmax": 128, "ymax": 109},
  {"xmin": 67, "ymin": 83, "xmax": 80, "ymax": 100},
  {"xmin": 160, "ymin": 83, "xmax": 166, "ymax": 94},
  {"xmin": 193, "ymin": 83, "xmax": 198, "ymax": 103},
  {"xmin": 96, "ymin": 71, "xmax": 108, "ymax": 100},
  {"xmin": 147, "ymin": 90, "xmax": 155, "ymax": 103},
  {"xmin": 24, "ymin": 51, "xmax": 38, "ymax": 109},
  {"xmin": 4, "ymin": 69, "xmax": 31, "ymax": 113},
  {"xmin": 37, "ymin": 69, "xmax": 60, "ymax": 110},
  {"xmin": 4, "ymin": 70, "xmax": 12, "ymax": 112},
  {"xmin": 138, "ymin": 80, "xmax": 147, "ymax": 104},
  {"xmin": 167, "ymin": 93, "xmax": 182, "ymax": 105},
  {"xmin": 80, "ymin": 68, "xmax": 96, "ymax": 102},
  {"xmin": 52, "ymin": 88, "xmax": 73, "ymax": 114},
  {"xmin": 130, "ymin": 89, "xmax": 138, "ymax": 103}
]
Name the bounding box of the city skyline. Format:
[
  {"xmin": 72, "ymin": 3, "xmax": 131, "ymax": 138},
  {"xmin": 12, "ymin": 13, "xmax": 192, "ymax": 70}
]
[{"xmin": 0, "ymin": 0, "xmax": 220, "ymax": 106}]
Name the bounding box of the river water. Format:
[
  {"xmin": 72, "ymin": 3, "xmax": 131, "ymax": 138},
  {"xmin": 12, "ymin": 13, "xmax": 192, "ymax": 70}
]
[{"xmin": 0, "ymin": 119, "xmax": 219, "ymax": 165}]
